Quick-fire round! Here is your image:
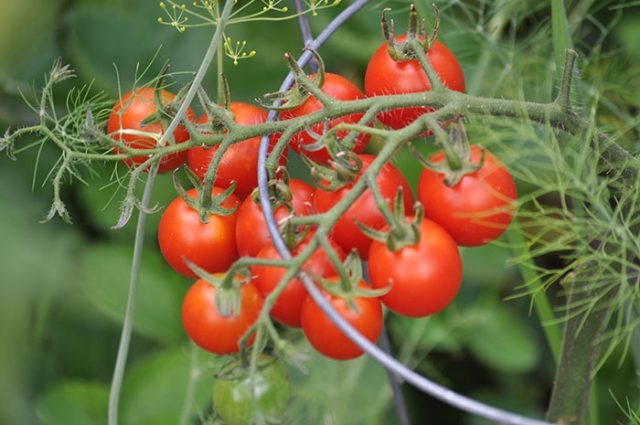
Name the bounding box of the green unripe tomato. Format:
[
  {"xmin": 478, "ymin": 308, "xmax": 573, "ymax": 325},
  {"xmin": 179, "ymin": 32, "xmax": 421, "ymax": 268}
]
[{"xmin": 212, "ymin": 356, "xmax": 290, "ymax": 425}]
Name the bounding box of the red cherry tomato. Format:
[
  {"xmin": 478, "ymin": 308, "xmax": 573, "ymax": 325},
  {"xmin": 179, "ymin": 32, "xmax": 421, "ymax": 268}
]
[
  {"xmin": 188, "ymin": 103, "xmax": 286, "ymax": 199},
  {"xmin": 301, "ymin": 278, "xmax": 383, "ymax": 360},
  {"xmin": 368, "ymin": 219, "xmax": 462, "ymax": 317},
  {"xmin": 313, "ymin": 154, "xmax": 414, "ymax": 257},
  {"xmin": 251, "ymin": 235, "xmax": 344, "ymax": 327},
  {"xmin": 418, "ymin": 145, "xmax": 517, "ymax": 246},
  {"xmin": 107, "ymin": 88, "xmax": 196, "ymax": 173},
  {"xmin": 280, "ymin": 73, "xmax": 370, "ymax": 163},
  {"xmin": 182, "ymin": 278, "xmax": 263, "ymax": 354},
  {"xmin": 365, "ymin": 36, "xmax": 465, "ymax": 129},
  {"xmin": 158, "ymin": 187, "xmax": 239, "ymax": 278},
  {"xmin": 235, "ymin": 179, "xmax": 315, "ymax": 258}
]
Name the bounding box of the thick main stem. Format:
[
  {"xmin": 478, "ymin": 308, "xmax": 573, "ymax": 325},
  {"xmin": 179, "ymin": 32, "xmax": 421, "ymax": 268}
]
[{"xmin": 545, "ymin": 278, "xmax": 615, "ymax": 424}]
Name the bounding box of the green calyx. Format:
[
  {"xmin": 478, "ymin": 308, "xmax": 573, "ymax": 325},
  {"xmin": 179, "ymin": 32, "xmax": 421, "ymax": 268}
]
[
  {"xmin": 306, "ymin": 150, "xmax": 362, "ymax": 191},
  {"xmin": 196, "ymin": 78, "xmax": 235, "ymax": 132},
  {"xmin": 357, "ymin": 188, "xmax": 425, "ymax": 252},
  {"xmin": 410, "ymin": 119, "xmax": 483, "ymax": 187},
  {"xmin": 258, "ymin": 49, "xmax": 326, "ymax": 111},
  {"xmin": 172, "ymin": 170, "xmax": 239, "ymax": 219},
  {"xmin": 315, "ymin": 251, "xmax": 390, "ymax": 312},
  {"xmin": 249, "ymin": 170, "xmax": 310, "ymax": 250},
  {"xmin": 382, "ymin": 3, "xmax": 441, "ymax": 62}
]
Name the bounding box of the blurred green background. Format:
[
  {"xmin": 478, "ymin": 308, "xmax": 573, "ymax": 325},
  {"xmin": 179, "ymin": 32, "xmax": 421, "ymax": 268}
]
[{"xmin": 1, "ymin": 1, "xmax": 639, "ymax": 424}]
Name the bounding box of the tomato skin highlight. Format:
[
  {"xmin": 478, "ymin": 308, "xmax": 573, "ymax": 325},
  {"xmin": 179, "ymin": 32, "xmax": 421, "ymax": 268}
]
[
  {"xmin": 280, "ymin": 72, "xmax": 370, "ymax": 163},
  {"xmin": 107, "ymin": 88, "xmax": 196, "ymax": 173},
  {"xmin": 301, "ymin": 279, "xmax": 383, "ymax": 360},
  {"xmin": 158, "ymin": 187, "xmax": 239, "ymax": 278},
  {"xmin": 251, "ymin": 236, "xmax": 344, "ymax": 327},
  {"xmin": 365, "ymin": 36, "xmax": 465, "ymax": 130},
  {"xmin": 235, "ymin": 179, "xmax": 315, "ymax": 258},
  {"xmin": 182, "ymin": 278, "xmax": 263, "ymax": 355},
  {"xmin": 313, "ymin": 154, "xmax": 414, "ymax": 257},
  {"xmin": 188, "ymin": 103, "xmax": 285, "ymax": 199},
  {"xmin": 418, "ymin": 145, "xmax": 517, "ymax": 246},
  {"xmin": 368, "ymin": 219, "xmax": 462, "ymax": 317}
]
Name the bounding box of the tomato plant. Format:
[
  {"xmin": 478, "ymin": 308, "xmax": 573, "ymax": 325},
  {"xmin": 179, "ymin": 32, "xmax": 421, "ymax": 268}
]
[
  {"xmin": 280, "ymin": 72, "xmax": 370, "ymax": 163},
  {"xmin": 301, "ymin": 278, "xmax": 383, "ymax": 360},
  {"xmin": 313, "ymin": 154, "xmax": 414, "ymax": 257},
  {"xmin": 235, "ymin": 179, "xmax": 315, "ymax": 257},
  {"xmin": 418, "ymin": 145, "xmax": 517, "ymax": 246},
  {"xmin": 106, "ymin": 88, "xmax": 197, "ymax": 173},
  {"xmin": 212, "ymin": 356, "xmax": 290, "ymax": 425},
  {"xmin": 8, "ymin": 2, "xmax": 637, "ymax": 425},
  {"xmin": 158, "ymin": 187, "xmax": 239, "ymax": 278},
  {"xmin": 188, "ymin": 102, "xmax": 286, "ymax": 199},
  {"xmin": 182, "ymin": 277, "xmax": 263, "ymax": 355},
  {"xmin": 251, "ymin": 234, "xmax": 344, "ymax": 327},
  {"xmin": 365, "ymin": 36, "xmax": 465, "ymax": 129},
  {"xmin": 368, "ymin": 219, "xmax": 462, "ymax": 317}
]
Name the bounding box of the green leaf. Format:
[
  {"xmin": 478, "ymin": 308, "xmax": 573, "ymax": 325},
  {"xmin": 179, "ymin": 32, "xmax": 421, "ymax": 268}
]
[
  {"xmin": 120, "ymin": 347, "xmax": 215, "ymax": 425},
  {"xmin": 82, "ymin": 243, "xmax": 188, "ymax": 344},
  {"xmin": 284, "ymin": 349, "xmax": 392, "ymax": 425},
  {"xmin": 388, "ymin": 312, "xmax": 464, "ymax": 358},
  {"xmin": 460, "ymin": 243, "xmax": 517, "ymax": 290},
  {"xmin": 37, "ymin": 381, "xmax": 109, "ymax": 425},
  {"xmin": 463, "ymin": 301, "xmax": 541, "ymax": 374}
]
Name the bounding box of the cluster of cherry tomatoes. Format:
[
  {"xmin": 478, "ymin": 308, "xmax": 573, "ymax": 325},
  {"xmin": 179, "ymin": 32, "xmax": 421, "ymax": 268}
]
[{"xmin": 106, "ymin": 32, "xmax": 517, "ymax": 364}]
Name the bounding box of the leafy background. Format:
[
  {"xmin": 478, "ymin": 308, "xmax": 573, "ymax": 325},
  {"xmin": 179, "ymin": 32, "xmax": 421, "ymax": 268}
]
[{"xmin": 0, "ymin": 0, "xmax": 638, "ymax": 424}]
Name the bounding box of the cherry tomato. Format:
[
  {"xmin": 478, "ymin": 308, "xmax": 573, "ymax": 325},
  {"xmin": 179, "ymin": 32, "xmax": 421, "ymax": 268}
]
[
  {"xmin": 188, "ymin": 103, "xmax": 286, "ymax": 199},
  {"xmin": 235, "ymin": 179, "xmax": 314, "ymax": 258},
  {"xmin": 251, "ymin": 235, "xmax": 344, "ymax": 327},
  {"xmin": 182, "ymin": 277, "xmax": 263, "ymax": 354},
  {"xmin": 280, "ymin": 72, "xmax": 370, "ymax": 163},
  {"xmin": 107, "ymin": 88, "xmax": 196, "ymax": 173},
  {"xmin": 213, "ymin": 356, "xmax": 290, "ymax": 425},
  {"xmin": 158, "ymin": 187, "xmax": 239, "ymax": 278},
  {"xmin": 313, "ymin": 154, "xmax": 414, "ymax": 257},
  {"xmin": 418, "ymin": 145, "xmax": 517, "ymax": 246},
  {"xmin": 368, "ymin": 219, "xmax": 462, "ymax": 317},
  {"xmin": 301, "ymin": 278, "xmax": 383, "ymax": 360},
  {"xmin": 365, "ymin": 36, "xmax": 465, "ymax": 130}
]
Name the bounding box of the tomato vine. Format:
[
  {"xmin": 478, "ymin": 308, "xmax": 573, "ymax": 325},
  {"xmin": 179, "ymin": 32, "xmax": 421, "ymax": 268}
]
[{"xmin": 2, "ymin": 1, "xmax": 639, "ymax": 425}]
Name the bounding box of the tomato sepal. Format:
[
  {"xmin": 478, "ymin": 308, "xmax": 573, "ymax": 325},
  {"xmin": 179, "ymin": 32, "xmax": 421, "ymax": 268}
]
[
  {"xmin": 356, "ymin": 188, "xmax": 425, "ymax": 252},
  {"xmin": 171, "ymin": 171, "xmax": 238, "ymax": 219},
  {"xmin": 304, "ymin": 151, "xmax": 362, "ymax": 191},
  {"xmin": 418, "ymin": 122, "xmax": 485, "ymax": 186},
  {"xmin": 258, "ymin": 50, "xmax": 326, "ymax": 111},
  {"xmin": 381, "ymin": 4, "xmax": 441, "ymax": 62},
  {"xmin": 315, "ymin": 251, "xmax": 390, "ymax": 301},
  {"xmin": 182, "ymin": 263, "xmax": 249, "ymax": 318}
]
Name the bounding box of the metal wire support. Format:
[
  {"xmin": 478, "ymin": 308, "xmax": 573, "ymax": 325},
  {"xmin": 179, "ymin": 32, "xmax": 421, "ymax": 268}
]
[
  {"xmin": 294, "ymin": 0, "xmax": 319, "ymax": 73},
  {"xmin": 256, "ymin": 1, "xmax": 555, "ymax": 424}
]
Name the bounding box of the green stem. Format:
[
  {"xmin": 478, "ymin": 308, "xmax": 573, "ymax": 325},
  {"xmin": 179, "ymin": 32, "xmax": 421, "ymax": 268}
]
[
  {"xmin": 108, "ymin": 165, "xmax": 159, "ymax": 425},
  {"xmin": 545, "ymin": 275, "xmax": 616, "ymax": 425},
  {"xmin": 179, "ymin": 342, "xmax": 200, "ymax": 425},
  {"xmin": 216, "ymin": 25, "xmax": 225, "ymax": 105}
]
